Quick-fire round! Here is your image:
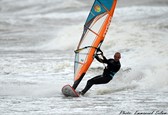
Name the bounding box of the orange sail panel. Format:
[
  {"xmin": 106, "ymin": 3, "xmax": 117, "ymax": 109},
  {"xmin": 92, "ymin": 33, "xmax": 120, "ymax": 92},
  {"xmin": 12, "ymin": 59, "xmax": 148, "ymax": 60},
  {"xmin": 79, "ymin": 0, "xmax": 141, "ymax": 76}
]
[{"xmin": 73, "ymin": 0, "xmax": 117, "ymax": 89}]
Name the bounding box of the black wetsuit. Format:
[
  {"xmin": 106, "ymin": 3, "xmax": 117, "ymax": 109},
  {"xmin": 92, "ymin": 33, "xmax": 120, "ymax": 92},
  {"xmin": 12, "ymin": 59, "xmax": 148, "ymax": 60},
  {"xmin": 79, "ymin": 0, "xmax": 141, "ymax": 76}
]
[{"xmin": 81, "ymin": 55, "xmax": 121, "ymax": 95}]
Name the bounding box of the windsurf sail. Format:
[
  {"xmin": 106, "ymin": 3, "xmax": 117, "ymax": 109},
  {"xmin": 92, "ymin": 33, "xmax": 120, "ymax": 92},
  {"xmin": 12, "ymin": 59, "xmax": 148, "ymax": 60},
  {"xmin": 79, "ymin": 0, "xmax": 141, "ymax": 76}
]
[{"xmin": 72, "ymin": 0, "xmax": 117, "ymax": 89}]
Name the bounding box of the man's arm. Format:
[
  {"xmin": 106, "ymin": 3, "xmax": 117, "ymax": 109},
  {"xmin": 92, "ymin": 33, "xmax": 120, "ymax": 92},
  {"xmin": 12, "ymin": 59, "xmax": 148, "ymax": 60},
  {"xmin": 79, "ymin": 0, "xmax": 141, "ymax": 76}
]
[{"xmin": 95, "ymin": 55, "xmax": 108, "ymax": 63}]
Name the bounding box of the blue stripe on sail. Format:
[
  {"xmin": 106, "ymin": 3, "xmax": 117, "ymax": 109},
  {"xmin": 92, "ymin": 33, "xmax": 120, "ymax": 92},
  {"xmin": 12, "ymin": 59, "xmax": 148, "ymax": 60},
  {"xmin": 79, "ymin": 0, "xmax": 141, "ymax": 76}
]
[{"xmin": 85, "ymin": 0, "xmax": 114, "ymax": 24}]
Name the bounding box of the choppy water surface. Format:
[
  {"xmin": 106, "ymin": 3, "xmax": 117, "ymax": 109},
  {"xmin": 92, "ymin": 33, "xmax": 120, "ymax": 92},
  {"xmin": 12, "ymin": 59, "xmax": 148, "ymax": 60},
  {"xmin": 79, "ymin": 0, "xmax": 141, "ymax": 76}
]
[{"xmin": 0, "ymin": 0, "xmax": 168, "ymax": 114}]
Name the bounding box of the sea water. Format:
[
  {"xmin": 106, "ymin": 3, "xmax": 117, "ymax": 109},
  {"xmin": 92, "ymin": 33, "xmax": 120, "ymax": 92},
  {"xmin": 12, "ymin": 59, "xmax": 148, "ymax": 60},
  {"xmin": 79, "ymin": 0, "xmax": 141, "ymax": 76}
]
[{"xmin": 0, "ymin": 0, "xmax": 168, "ymax": 115}]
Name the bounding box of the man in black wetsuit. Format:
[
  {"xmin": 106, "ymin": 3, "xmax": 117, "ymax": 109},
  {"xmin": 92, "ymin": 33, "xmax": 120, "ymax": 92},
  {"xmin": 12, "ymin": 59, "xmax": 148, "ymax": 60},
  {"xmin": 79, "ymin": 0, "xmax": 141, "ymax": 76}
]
[{"xmin": 79, "ymin": 50, "xmax": 121, "ymax": 95}]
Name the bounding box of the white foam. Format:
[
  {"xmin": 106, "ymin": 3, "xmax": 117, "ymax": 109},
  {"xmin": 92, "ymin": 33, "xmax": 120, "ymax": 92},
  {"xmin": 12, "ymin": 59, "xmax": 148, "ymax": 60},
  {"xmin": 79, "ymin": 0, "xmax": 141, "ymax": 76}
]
[{"xmin": 40, "ymin": 24, "xmax": 84, "ymax": 50}]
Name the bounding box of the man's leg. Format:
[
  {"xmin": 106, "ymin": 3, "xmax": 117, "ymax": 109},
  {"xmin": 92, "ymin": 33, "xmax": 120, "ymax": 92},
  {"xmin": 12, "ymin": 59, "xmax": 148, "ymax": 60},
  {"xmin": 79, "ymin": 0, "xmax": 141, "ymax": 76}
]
[
  {"xmin": 80, "ymin": 75, "xmax": 102, "ymax": 95},
  {"xmin": 81, "ymin": 75, "xmax": 112, "ymax": 95}
]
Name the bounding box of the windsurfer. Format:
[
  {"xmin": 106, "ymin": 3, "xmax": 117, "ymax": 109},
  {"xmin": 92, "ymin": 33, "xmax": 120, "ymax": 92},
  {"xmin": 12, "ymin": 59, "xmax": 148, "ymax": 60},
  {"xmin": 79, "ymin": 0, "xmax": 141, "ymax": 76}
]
[{"xmin": 79, "ymin": 49, "xmax": 121, "ymax": 95}]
